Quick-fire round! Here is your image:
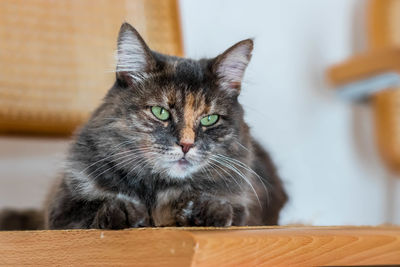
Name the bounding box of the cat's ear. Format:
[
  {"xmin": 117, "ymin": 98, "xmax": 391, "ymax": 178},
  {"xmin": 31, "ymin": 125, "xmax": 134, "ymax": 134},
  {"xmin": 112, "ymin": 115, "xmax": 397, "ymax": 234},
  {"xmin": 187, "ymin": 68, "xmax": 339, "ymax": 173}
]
[
  {"xmin": 212, "ymin": 39, "xmax": 253, "ymax": 95},
  {"xmin": 116, "ymin": 23, "xmax": 156, "ymax": 84}
]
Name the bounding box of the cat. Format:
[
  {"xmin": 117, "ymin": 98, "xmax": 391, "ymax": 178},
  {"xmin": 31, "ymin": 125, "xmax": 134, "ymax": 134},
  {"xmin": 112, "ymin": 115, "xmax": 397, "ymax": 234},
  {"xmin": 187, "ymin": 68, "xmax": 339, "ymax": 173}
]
[{"xmin": 1, "ymin": 23, "xmax": 287, "ymax": 230}]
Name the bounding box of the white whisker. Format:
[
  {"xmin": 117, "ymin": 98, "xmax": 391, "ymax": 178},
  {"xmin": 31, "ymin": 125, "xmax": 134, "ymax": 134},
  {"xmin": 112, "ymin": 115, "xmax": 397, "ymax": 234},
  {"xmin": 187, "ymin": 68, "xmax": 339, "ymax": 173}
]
[
  {"xmin": 210, "ymin": 156, "xmax": 261, "ymax": 208},
  {"xmin": 208, "ymin": 159, "xmax": 245, "ymax": 194}
]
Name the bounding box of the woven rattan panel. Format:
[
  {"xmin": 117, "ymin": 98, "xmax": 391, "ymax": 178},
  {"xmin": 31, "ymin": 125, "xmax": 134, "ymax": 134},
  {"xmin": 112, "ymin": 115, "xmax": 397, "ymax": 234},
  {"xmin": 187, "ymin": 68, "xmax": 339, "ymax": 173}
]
[{"xmin": 0, "ymin": 0, "xmax": 182, "ymax": 135}]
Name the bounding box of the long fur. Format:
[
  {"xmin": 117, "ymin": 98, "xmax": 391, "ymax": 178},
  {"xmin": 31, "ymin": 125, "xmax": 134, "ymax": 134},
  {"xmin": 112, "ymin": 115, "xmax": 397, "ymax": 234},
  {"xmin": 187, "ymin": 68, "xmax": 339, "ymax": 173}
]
[{"xmin": 3, "ymin": 23, "xmax": 288, "ymax": 230}]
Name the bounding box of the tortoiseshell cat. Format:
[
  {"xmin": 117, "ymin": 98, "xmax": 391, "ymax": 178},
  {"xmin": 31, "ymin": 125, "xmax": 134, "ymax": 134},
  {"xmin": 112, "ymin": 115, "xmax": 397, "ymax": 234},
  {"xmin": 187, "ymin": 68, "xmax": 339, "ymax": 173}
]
[{"xmin": 41, "ymin": 23, "xmax": 288, "ymax": 229}]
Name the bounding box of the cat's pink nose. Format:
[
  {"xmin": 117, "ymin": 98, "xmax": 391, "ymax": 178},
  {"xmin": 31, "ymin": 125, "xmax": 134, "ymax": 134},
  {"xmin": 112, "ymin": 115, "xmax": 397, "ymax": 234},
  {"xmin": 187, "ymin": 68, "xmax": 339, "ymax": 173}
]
[{"xmin": 179, "ymin": 142, "xmax": 193, "ymax": 154}]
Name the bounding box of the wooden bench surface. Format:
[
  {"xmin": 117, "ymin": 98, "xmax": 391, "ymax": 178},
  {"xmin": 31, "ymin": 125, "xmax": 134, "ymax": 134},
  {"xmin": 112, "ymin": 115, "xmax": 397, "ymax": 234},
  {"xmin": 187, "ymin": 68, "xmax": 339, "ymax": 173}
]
[{"xmin": 1, "ymin": 226, "xmax": 400, "ymax": 266}]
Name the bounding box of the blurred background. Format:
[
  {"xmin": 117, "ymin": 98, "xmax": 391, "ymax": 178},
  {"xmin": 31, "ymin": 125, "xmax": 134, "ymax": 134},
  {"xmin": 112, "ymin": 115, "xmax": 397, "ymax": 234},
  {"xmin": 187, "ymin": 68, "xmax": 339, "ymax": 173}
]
[{"xmin": 1, "ymin": 0, "xmax": 399, "ymax": 226}]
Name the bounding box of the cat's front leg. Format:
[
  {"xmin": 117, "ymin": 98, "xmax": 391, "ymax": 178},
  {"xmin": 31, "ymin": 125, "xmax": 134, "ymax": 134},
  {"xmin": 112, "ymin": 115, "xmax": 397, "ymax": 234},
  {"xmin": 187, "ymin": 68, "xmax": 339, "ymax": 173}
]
[
  {"xmin": 173, "ymin": 193, "xmax": 247, "ymax": 227},
  {"xmin": 47, "ymin": 183, "xmax": 150, "ymax": 229},
  {"xmin": 91, "ymin": 198, "xmax": 149, "ymax": 229}
]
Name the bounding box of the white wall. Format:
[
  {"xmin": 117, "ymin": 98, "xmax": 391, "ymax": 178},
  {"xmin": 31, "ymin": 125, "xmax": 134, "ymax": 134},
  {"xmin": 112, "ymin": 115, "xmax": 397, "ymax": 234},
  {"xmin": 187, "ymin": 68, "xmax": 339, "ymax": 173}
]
[{"xmin": 179, "ymin": 0, "xmax": 400, "ymax": 225}]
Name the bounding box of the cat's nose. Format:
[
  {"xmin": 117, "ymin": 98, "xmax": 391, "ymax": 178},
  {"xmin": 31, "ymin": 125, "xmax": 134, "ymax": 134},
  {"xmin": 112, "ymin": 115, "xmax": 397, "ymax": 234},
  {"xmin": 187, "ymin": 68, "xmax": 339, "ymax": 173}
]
[{"xmin": 179, "ymin": 141, "xmax": 194, "ymax": 154}]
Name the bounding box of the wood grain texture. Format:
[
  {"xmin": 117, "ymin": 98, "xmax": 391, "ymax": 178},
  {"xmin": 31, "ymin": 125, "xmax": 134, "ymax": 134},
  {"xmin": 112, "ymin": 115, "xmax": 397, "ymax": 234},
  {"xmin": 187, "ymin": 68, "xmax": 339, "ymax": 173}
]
[
  {"xmin": 0, "ymin": 226, "xmax": 399, "ymax": 266},
  {"xmin": 0, "ymin": 229, "xmax": 195, "ymax": 266}
]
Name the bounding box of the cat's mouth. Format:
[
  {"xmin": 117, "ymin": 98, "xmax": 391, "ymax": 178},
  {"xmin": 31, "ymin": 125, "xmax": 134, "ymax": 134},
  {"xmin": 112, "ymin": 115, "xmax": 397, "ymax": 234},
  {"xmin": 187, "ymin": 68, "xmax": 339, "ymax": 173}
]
[
  {"xmin": 164, "ymin": 157, "xmax": 195, "ymax": 179},
  {"xmin": 160, "ymin": 151, "xmax": 205, "ymax": 179},
  {"xmin": 177, "ymin": 158, "xmax": 190, "ymax": 166}
]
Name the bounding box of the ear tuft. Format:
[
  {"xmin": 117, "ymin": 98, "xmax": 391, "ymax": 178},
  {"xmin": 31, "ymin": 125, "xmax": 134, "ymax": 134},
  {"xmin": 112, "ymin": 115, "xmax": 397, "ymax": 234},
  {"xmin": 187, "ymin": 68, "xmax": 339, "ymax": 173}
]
[
  {"xmin": 213, "ymin": 39, "xmax": 253, "ymax": 95},
  {"xmin": 116, "ymin": 23, "xmax": 155, "ymax": 83}
]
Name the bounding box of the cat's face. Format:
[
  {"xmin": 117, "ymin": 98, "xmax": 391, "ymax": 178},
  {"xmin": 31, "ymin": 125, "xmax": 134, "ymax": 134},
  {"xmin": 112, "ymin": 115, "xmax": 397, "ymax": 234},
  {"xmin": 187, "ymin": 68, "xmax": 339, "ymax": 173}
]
[
  {"xmin": 92, "ymin": 23, "xmax": 253, "ymax": 180},
  {"xmin": 117, "ymin": 72, "xmax": 242, "ymax": 179}
]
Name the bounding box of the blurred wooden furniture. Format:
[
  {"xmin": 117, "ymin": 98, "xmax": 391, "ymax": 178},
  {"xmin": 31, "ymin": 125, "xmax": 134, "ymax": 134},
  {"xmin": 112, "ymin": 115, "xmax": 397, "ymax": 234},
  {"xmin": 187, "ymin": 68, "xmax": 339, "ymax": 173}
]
[
  {"xmin": 328, "ymin": 0, "xmax": 400, "ymax": 173},
  {"xmin": 0, "ymin": 0, "xmax": 182, "ymax": 135},
  {"xmin": 1, "ymin": 226, "xmax": 400, "ymax": 266}
]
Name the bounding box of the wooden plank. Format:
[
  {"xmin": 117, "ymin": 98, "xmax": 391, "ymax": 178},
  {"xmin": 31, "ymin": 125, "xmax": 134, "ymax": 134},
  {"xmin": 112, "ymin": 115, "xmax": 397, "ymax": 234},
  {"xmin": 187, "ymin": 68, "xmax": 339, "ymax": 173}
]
[
  {"xmin": 0, "ymin": 228, "xmax": 195, "ymax": 266},
  {"xmin": 0, "ymin": 226, "xmax": 399, "ymax": 266},
  {"xmin": 190, "ymin": 226, "xmax": 400, "ymax": 266}
]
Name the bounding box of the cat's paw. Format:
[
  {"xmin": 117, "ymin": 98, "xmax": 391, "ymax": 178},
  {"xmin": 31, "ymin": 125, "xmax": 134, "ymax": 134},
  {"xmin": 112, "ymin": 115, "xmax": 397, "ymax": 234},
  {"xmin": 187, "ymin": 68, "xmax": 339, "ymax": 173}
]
[
  {"xmin": 92, "ymin": 198, "xmax": 149, "ymax": 229},
  {"xmin": 175, "ymin": 195, "xmax": 234, "ymax": 227}
]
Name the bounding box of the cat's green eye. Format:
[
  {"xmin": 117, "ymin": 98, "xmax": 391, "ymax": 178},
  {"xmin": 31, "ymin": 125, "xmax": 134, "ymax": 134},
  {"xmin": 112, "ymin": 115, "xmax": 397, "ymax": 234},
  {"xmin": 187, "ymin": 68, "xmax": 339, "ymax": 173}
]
[
  {"xmin": 200, "ymin": 114, "xmax": 219, "ymax": 126},
  {"xmin": 151, "ymin": 106, "xmax": 170, "ymax": 121}
]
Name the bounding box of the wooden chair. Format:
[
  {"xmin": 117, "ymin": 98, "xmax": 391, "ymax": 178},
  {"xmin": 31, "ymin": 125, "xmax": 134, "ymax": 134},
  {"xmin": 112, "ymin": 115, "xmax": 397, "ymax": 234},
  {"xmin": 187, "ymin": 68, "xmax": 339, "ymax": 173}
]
[
  {"xmin": 0, "ymin": 0, "xmax": 183, "ymax": 135},
  {"xmin": 328, "ymin": 0, "xmax": 400, "ymax": 174}
]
